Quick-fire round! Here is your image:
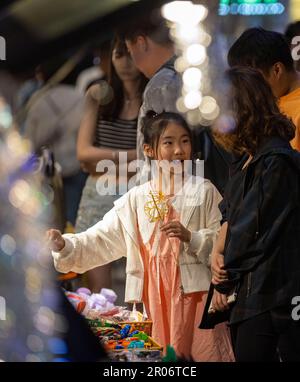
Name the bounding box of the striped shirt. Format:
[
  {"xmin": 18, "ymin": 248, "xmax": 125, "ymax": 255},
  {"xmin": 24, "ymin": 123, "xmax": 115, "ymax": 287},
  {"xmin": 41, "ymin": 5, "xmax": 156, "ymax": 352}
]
[{"xmin": 94, "ymin": 116, "xmax": 137, "ymax": 150}]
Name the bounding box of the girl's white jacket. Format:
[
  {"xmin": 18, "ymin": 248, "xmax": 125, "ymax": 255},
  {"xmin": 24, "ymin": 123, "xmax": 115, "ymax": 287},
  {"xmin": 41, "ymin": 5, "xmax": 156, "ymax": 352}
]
[{"xmin": 52, "ymin": 176, "xmax": 222, "ymax": 302}]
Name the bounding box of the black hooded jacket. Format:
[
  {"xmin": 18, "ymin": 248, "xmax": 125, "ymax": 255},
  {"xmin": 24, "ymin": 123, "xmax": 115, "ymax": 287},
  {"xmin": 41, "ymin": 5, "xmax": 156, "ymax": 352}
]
[{"xmin": 216, "ymin": 137, "xmax": 300, "ymax": 324}]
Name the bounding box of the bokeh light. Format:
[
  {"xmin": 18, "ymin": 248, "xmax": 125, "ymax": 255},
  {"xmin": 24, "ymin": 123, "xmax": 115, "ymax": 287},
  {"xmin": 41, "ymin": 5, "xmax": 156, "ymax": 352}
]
[
  {"xmin": 162, "ymin": 1, "xmax": 219, "ymax": 125},
  {"xmin": 184, "ymin": 91, "xmax": 202, "ymax": 110},
  {"xmin": 0, "ymin": 234, "xmax": 16, "ymax": 256}
]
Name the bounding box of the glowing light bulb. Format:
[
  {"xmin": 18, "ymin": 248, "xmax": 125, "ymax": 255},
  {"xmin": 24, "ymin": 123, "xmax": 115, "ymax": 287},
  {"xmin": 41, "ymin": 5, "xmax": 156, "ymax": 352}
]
[
  {"xmin": 174, "ymin": 56, "xmax": 189, "ymax": 72},
  {"xmin": 162, "ymin": 2, "xmax": 207, "ymax": 25},
  {"xmin": 0, "ymin": 234, "xmax": 16, "ymax": 256},
  {"xmin": 184, "ymin": 91, "xmax": 202, "ymax": 110},
  {"xmin": 186, "ymin": 44, "xmax": 206, "ymax": 65},
  {"xmin": 200, "ymin": 96, "xmax": 220, "ymax": 121},
  {"xmin": 177, "ymin": 25, "xmax": 200, "ymax": 43},
  {"xmin": 199, "ymin": 96, "xmax": 217, "ymax": 115},
  {"xmin": 176, "ymin": 97, "xmax": 188, "ymax": 113},
  {"xmin": 183, "ymin": 67, "xmax": 202, "ymax": 89}
]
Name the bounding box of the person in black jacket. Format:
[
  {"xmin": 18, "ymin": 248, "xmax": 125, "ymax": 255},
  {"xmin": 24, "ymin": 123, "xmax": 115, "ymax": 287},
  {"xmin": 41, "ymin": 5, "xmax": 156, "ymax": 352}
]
[{"xmin": 210, "ymin": 66, "xmax": 300, "ymax": 362}]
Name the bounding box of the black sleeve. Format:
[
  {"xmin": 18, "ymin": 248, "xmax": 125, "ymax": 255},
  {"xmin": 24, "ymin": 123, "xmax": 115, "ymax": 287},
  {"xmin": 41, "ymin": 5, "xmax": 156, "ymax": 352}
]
[
  {"xmin": 218, "ymin": 153, "xmax": 248, "ymax": 225},
  {"xmin": 219, "ymin": 196, "xmax": 228, "ymax": 225}
]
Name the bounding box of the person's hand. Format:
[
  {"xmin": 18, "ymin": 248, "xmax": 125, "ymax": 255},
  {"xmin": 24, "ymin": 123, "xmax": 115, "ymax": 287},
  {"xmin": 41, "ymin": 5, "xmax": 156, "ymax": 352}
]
[
  {"xmin": 160, "ymin": 220, "xmax": 191, "ymax": 243},
  {"xmin": 80, "ymin": 161, "xmax": 97, "ymax": 174},
  {"xmin": 211, "ymin": 289, "xmax": 230, "ymax": 312},
  {"xmin": 46, "ymin": 229, "xmax": 65, "ymax": 252},
  {"xmin": 211, "ymin": 252, "xmax": 228, "ymax": 285},
  {"xmin": 80, "ymin": 162, "xmax": 90, "ymax": 173}
]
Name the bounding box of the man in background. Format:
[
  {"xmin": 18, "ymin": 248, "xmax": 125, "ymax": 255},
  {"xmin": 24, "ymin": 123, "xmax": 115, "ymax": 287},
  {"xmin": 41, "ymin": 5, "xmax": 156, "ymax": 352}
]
[{"xmin": 228, "ymin": 27, "xmax": 300, "ymax": 153}]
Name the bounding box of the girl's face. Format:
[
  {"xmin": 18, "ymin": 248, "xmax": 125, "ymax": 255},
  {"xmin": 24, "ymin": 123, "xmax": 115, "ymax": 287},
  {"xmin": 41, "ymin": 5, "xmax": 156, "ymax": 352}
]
[
  {"xmin": 112, "ymin": 46, "xmax": 140, "ymax": 82},
  {"xmin": 156, "ymin": 122, "xmax": 192, "ymax": 162}
]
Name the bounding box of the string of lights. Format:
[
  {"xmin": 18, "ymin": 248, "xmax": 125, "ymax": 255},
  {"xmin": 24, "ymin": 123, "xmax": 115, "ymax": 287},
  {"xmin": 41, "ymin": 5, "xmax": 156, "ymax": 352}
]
[{"xmin": 162, "ymin": 1, "xmax": 220, "ymax": 126}]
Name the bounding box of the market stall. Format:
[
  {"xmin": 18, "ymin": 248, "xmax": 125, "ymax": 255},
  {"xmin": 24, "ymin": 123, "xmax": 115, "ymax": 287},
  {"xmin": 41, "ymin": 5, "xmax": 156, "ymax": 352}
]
[{"xmin": 65, "ymin": 287, "xmax": 163, "ymax": 362}]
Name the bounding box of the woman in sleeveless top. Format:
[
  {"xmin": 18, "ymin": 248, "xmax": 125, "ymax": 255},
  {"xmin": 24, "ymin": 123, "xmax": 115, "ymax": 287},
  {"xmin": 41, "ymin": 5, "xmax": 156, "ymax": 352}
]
[{"xmin": 75, "ymin": 35, "xmax": 147, "ymax": 297}]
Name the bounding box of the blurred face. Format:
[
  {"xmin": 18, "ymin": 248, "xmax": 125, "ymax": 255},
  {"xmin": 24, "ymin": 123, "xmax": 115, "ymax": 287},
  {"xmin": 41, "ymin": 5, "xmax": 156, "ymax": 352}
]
[
  {"xmin": 112, "ymin": 45, "xmax": 140, "ymax": 81},
  {"xmin": 261, "ymin": 63, "xmax": 287, "ymax": 98},
  {"xmin": 125, "ymin": 37, "xmax": 150, "ymax": 78}
]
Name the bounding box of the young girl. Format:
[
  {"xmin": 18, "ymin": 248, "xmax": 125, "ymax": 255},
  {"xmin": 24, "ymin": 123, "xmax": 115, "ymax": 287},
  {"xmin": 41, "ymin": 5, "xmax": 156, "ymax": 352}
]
[{"xmin": 48, "ymin": 112, "xmax": 234, "ymax": 361}]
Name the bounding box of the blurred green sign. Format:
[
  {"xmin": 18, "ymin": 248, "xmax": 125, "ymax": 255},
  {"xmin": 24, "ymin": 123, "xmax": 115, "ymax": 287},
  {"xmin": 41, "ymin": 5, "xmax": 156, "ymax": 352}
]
[{"xmin": 219, "ymin": 0, "xmax": 285, "ymax": 15}]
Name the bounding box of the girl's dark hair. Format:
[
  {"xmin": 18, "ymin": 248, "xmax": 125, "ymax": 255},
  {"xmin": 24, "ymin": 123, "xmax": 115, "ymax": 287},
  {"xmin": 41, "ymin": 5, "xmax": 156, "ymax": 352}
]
[
  {"xmin": 100, "ymin": 35, "xmax": 148, "ymax": 118},
  {"xmin": 214, "ymin": 66, "xmax": 295, "ymax": 155},
  {"xmin": 141, "ymin": 111, "xmax": 193, "ymax": 156}
]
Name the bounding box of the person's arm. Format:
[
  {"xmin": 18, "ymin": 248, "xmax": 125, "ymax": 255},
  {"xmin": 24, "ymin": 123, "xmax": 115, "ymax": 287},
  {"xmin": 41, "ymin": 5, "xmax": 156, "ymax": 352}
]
[
  {"xmin": 211, "ymin": 155, "xmax": 245, "ymax": 285},
  {"xmin": 76, "ymin": 84, "xmax": 116, "ymax": 164},
  {"xmin": 77, "ymin": 84, "xmax": 137, "ymax": 167},
  {"xmin": 210, "ymin": 223, "xmax": 231, "ymax": 311},
  {"xmin": 49, "ymin": 204, "xmax": 127, "ymax": 274},
  {"xmin": 211, "ymin": 222, "xmax": 228, "ymax": 284}
]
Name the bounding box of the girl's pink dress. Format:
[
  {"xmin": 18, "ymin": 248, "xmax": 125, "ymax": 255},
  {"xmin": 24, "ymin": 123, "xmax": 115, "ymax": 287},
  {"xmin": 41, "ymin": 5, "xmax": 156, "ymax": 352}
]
[{"xmin": 138, "ymin": 201, "xmax": 234, "ymax": 362}]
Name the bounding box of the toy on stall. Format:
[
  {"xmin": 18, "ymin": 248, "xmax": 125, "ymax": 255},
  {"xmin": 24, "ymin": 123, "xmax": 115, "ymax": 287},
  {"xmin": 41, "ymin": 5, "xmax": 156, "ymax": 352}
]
[
  {"xmin": 64, "ymin": 287, "xmax": 119, "ymax": 316},
  {"xmin": 80, "ymin": 287, "xmax": 117, "ymax": 313},
  {"xmin": 93, "ymin": 322, "xmax": 162, "ymax": 355},
  {"xmin": 120, "ymin": 324, "xmax": 131, "ymax": 339},
  {"xmin": 64, "ymin": 291, "xmax": 87, "ymax": 313},
  {"xmin": 127, "ymin": 340, "xmax": 144, "ymax": 349},
  {"xmin": 76, "ymin": 287, "xmax": 92, "ymax": 296}
]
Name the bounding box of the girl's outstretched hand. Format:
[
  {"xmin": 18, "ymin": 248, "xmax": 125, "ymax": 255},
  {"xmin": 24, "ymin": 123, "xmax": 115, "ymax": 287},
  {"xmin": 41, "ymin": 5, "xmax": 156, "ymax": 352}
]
[
  {"xmin": 46, "ymin": 229, "xmax": 65, "ymax": 252},
  {"xmin": 160, "ymin": 220, "xmax": 191, "ymax": 243}
]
